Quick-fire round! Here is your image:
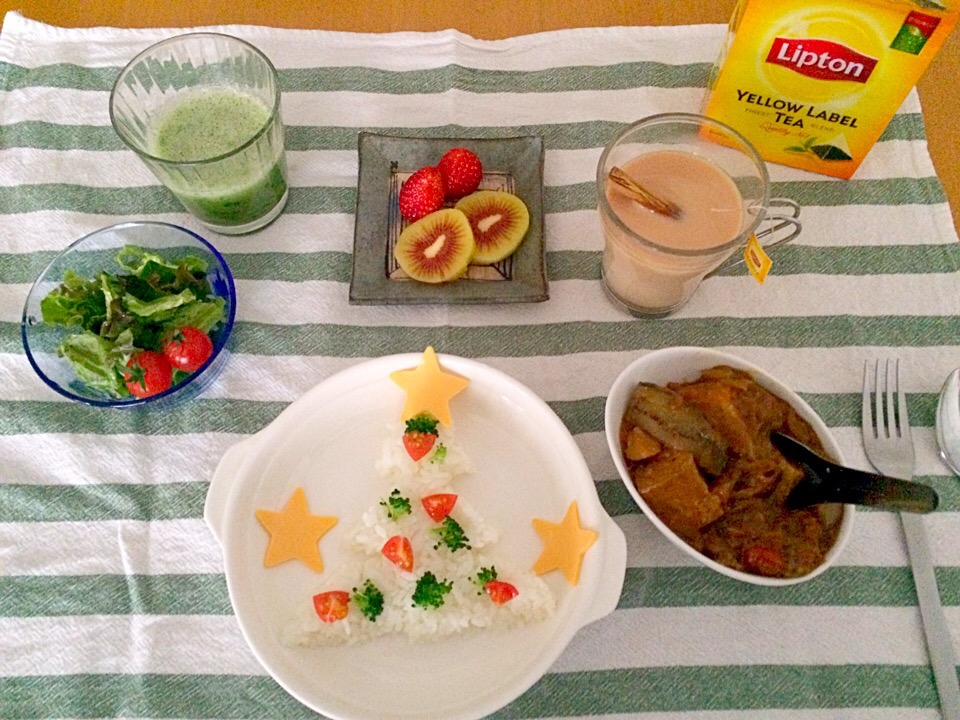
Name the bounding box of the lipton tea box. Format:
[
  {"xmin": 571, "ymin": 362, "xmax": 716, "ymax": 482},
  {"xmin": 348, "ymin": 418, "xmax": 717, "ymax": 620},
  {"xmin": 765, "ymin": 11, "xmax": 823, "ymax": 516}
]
[{"xmin": 702, "ymin": 0, "xmax": 958, "ymax": 178}]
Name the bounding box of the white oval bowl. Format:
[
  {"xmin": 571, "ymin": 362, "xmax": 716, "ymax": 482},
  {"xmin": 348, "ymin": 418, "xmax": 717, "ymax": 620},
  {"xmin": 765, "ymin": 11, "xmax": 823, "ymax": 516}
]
[{"xmin": 604, "ymin": 346, "xmax": 854, "ymax": 586}]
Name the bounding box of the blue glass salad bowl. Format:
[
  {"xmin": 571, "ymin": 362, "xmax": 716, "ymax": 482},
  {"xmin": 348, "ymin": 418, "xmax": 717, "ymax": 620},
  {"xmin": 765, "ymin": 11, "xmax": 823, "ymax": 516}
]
[{"xmin": 21, "ymin": 221, "xmax": 236, "ymax": 408}]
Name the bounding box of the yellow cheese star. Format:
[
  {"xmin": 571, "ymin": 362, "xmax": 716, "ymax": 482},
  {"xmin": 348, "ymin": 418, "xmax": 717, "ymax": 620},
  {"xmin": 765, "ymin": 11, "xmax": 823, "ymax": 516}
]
[
  {"xmin": 389, "ymin": 346, "xmax": 470, "ymax": 427},
  {"xmin": 255, "ymin": 487, "xmax": 338, "ymax": 573},
  {"xmin": 532, "ymin": 501, "xmax": 598, "ymax": 585}
]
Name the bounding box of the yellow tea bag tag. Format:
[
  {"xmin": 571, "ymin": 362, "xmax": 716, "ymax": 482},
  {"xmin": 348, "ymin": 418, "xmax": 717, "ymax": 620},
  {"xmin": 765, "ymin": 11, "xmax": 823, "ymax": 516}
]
[{"xmin": 744, "ymin": 234, "xmax": 772, "ymax": 284}]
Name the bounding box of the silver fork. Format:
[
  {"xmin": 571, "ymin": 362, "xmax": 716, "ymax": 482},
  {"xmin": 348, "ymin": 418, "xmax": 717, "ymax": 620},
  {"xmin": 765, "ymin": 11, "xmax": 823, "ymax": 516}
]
[{"xmin": 863, "ymin": 359, "xmax": 960, "ymax": 719}]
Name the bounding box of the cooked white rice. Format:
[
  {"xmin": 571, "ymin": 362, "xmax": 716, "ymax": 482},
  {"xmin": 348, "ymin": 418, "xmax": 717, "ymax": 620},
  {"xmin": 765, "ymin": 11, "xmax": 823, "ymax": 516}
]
[
  {"xmin": 350, "ymin": 488, "xmax": 499, "ymax": 557},
  {"xmin": 282, "ymin": 422, "xmax": 555, "ymax": 647}
]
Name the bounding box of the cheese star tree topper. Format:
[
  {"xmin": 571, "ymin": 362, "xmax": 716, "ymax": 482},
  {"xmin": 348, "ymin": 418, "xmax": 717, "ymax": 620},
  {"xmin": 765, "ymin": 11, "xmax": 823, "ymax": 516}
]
[{"xmin": 389, "ymin": 346, "xmax": 469, "ymax": 426}]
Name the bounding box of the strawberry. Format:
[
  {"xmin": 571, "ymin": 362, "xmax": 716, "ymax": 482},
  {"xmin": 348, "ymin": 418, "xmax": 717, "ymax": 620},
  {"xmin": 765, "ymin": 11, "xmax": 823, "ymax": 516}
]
[
  {"xmin": 438, "ymin": 148, "xmax": 483, "ymax": 199},
  {"xmin": 398, "ymin": 166, "xmax": 445, "ymax": 222},
  {"xmin": 402, "ymin": 413, "xmax": 439, "ymax": 461}
]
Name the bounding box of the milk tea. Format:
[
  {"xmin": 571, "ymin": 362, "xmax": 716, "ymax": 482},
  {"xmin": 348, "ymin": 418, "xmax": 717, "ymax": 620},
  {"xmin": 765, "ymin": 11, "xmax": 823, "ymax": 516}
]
[
  {"xmin": 703, "ymin": 0, "xmax": 958, "ymax": 178},
  {"xmin": 600, "ymin": 151, "xmax": 744, "ymax": 314}
]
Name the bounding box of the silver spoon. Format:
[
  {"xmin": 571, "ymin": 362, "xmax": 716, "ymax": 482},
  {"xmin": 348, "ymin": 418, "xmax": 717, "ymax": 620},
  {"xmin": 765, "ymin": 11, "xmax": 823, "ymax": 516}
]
[{"xmin": 935, "ymin": 368, "xmax": 960, "ymax": 475}]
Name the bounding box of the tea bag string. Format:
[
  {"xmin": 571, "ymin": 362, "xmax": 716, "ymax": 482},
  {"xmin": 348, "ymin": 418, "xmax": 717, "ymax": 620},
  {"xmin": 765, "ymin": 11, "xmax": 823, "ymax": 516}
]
[{"xmin": 608, "ymin": 166, "xmax": 683, "ymax": 220}]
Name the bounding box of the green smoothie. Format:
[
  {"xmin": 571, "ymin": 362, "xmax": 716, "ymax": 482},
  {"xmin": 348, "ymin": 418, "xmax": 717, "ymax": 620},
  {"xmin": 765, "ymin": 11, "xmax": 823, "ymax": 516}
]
[{"xmin": 150, "ymin": 89, "xmax": 288, "ymax": 230}]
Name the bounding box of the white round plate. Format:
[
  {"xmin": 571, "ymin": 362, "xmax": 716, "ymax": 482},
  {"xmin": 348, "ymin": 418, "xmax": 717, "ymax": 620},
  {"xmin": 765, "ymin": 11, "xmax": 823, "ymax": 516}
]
[{"xmin": 206, "ymin": 352, "xmax": 626, "ymax": 720}]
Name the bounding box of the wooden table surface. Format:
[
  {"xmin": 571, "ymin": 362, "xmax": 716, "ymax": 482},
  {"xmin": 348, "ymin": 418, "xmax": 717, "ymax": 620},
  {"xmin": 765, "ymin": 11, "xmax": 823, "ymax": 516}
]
[{"xmin": 2, "ymin": 0, "xmax": 957, "ymax": 232}]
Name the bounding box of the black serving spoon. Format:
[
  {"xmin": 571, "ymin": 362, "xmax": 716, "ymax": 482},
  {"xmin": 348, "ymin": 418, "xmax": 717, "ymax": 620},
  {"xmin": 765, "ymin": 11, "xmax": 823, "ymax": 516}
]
[{"xmin": 771, "ymin": 433, "xmax": 939, "ymax": 513}]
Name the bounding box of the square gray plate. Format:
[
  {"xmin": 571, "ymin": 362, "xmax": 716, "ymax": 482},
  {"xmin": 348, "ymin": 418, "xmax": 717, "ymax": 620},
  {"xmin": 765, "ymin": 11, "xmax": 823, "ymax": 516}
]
[{"xmin": 349, "ymin": 133, "xmax": 547, "ymax": 305}]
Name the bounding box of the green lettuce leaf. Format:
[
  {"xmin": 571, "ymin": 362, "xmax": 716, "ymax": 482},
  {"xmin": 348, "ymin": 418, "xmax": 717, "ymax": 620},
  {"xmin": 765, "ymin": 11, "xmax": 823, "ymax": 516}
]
[
  {"xmin": 115, "ymin": 245, "xmax": 207, "ymax": 277},
  {"xmin": 115, "ymin": 245, "xmax": 210, "ymax": 298},
  {"xmin": 123, "ymin": 288, "xmax": 197, "ymax": 317},
  {"xmin": 56, "ymin": 328, "xmax": 135, "ymax": 397},
  {"xmin": 165, "ymin": 297, "xmax": 226, "ymax": 334},
  {"xmin": 39, "ymin": 270, "xmax": 107, "ymax": 329},
  {"xmin": 98, "ymin": 272, "xmax": 136, "ymax": 341}
]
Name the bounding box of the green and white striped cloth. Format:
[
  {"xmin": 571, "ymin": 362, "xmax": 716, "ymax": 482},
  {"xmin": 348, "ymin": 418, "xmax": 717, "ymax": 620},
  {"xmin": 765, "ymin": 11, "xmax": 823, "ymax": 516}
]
[{"xmin": 2, "ymin": 10, "xmax": 960, "ymax": 718}]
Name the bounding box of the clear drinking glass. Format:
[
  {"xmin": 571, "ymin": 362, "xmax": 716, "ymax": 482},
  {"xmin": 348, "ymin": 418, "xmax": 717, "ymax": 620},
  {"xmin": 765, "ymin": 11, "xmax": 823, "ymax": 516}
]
[
  {"xmin": 109, "ymin": 33, "xmax": 289, "ymax": 235},
  {"xmin": 597, "ymin": 113, "xmax": 801, "ymax": 317}
]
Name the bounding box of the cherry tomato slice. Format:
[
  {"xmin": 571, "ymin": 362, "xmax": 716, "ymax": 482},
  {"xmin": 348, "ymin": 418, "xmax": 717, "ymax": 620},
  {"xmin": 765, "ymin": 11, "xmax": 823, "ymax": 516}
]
[
  {"xmin": 421, "ymin": 493, "xmax": 458, "ymax": 522},
  {"xmin": 124, "ymin": 350, "xmax": 173, "ymax": 398},
  {"xmin": 402, "ymin": 431, "xmax": 436, "ymax": 461},
  {"xmin": 381, "ymin": 535, "xmax": 414, "ymax": 572},
  {"xmin": 162, "ymin": 326, "xmax": 214, "ymax": 373},
  {"xmin": 485, "ymin": 580, "xmax": 519, "ymax": 605},
  {"xmin": 742, "ymin": 545, "xmax": 785, "ymax": 577},
  {"xmin": 312, "ymin": 590, "xmax": 350, "ymax": 623}
]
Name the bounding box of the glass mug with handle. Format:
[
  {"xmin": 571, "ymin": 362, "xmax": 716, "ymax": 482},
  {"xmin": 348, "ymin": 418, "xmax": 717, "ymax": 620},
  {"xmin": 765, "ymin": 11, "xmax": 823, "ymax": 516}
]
[
  {"xmin": 110, "ymin": 33, "xmax": 289, "ymax": 235},
  {"xmin": 597, "ymin": 113, "xmax": 801, "ymax": 317}
]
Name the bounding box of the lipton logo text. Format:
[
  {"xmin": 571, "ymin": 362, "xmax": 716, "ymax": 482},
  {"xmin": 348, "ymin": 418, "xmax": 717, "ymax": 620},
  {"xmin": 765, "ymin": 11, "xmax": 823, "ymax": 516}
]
[{"xmin": 766, "ymin": 38, "xmax": 878, "ymax": 83}]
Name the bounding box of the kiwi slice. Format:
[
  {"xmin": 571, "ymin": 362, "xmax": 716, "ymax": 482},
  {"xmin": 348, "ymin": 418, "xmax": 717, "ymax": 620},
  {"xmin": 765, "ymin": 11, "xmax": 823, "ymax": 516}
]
[
  {"xmin": 454, "ymin": 190, "xmax": 530, "ymax": 265},
  {"xmin": 394, "ymin": 208, "xmax": 475, "ymax": 283}
]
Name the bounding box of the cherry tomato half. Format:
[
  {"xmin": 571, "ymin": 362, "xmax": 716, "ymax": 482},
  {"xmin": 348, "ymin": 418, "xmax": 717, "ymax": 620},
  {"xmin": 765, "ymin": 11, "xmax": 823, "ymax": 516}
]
[
  {"xmin": 484, "ymin": 580, "xmax": 519, "ymax": 605},
  {"xmin": 162, "ymin": 326, "xmax": 214, "ymax": 373},
  {"xmin": 402, "ymin": 430, "xmax": 436, "ymax": 461},
  {"xmin": 312, "ymin": 590, "xmax": 350, "ymax": 623},
  {"xmin": 381, "ymin": 535, "xmax": 414, "ymax": 572},
  {"xmin": 421, "ymin": 493, "xmax": 458, "ymax": 522},
  {"xmin": 124, "ymin": 350, "xmax": 173, "ymax": 399},
  {"xmin": 742, "ymin": 545, "xmax": 786, "ymax": 577}
]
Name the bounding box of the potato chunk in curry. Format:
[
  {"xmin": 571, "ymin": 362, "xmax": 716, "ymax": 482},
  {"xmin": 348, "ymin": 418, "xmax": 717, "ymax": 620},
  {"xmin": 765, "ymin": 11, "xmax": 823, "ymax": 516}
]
[{"xmin": 632, "ymin": 449, "xmax": 724, "ymax": 539}]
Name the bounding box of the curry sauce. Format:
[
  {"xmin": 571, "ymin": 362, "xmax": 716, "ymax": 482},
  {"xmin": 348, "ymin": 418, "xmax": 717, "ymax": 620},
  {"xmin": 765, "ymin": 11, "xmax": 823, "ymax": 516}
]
[{"xmin": 619, "ymin": 365, "xmax": 842, "ymax": 579}]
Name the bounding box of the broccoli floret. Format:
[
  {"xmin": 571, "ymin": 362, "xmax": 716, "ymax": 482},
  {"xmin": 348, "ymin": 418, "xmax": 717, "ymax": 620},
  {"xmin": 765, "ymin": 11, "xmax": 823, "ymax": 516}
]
[
  {"xmin": 351, "ymin": 580, "xmax": 385, "ymax": 622},
  {"xmin": 473, "ymin": 566, "xmax": 498, "ymax": 594},
  {"xmin": 432, "ymin": 516, "xmax": 471, "ymax": 552},
  {"xmin": 379, "ymin": 489, "xmax": 411, "ymax": 520},
  {"xmin": 405, "ymin": 413, "xmax": 439, "ymax": 435},
  {"xmin": 429, "ymin": 443, "xmax": 448, "ymax": 464},
  {"xmin": 412, "ymin": 571, "xmax": 453, "ymax": 609}
]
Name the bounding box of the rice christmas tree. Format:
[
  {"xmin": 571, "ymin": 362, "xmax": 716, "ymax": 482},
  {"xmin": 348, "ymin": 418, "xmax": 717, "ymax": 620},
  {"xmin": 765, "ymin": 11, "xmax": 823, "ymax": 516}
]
[{"xmin": 283, "ymin": 347, "xmax": 555, "ymax": 645}]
